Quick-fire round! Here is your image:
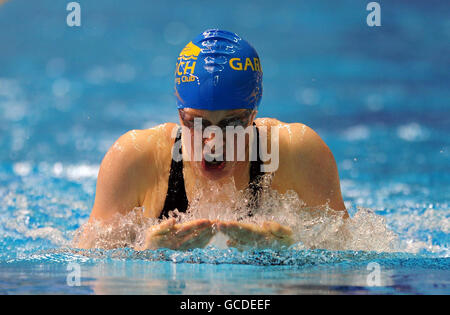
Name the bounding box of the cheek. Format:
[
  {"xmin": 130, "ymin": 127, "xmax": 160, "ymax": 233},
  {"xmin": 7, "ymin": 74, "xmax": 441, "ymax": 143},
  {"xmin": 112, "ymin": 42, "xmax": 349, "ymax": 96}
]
[
  {"xmin": 224, "ymin": 134, "xmax": 250, "ymax": 160},
  {"xmin": 183, "ymin": 129, "xmax": 206, "ymax": 160}
]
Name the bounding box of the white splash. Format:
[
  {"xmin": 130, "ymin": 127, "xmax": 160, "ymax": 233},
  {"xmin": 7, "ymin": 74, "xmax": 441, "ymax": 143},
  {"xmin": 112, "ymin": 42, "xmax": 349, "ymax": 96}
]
[{"xmin": 74, "ymin": 177, "xmax": 399, "ymax": 253}]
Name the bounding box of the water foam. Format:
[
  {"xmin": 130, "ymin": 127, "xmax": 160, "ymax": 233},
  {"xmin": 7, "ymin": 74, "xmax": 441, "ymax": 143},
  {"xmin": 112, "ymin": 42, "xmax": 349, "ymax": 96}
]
[{"xmin": 73, "ymin": 176, "xmax": 398, "ymax": 253}]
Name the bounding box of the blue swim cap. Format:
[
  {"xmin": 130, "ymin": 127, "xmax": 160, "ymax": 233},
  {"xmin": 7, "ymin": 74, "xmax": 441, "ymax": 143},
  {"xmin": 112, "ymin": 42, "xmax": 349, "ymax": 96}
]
[{"xmin": 175, "ymin": 29, "xmax": 263, "ymax": 111}]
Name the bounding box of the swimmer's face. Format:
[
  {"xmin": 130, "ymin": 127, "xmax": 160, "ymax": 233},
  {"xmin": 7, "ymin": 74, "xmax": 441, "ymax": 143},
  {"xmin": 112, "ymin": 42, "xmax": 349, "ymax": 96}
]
[{"xmin": 179, "ymin": 108, "xmax": 257, "ymax": 180}]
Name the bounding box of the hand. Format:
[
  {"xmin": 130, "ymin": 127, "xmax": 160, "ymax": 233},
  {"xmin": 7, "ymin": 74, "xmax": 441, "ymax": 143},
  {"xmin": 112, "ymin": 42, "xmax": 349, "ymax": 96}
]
[
  {"xmin": 136, "ymin": 218, "xmax": 217, "ymax": 251},
  {"xmin": 217, "ymin": 221, "xmax": 294, "ymax": 250}
]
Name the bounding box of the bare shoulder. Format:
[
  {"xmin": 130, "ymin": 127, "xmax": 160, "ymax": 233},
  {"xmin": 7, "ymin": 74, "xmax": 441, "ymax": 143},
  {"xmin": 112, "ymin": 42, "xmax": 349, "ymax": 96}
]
[
  {"xmin": 104, "ymin": 123, "xmax": 178, "ymax": 168},
  {"xmin": 254, "ymin": 118, "xmax": 329, "ymax": 155},
  {"xmin": 287, "ymin": 122, "xmax": 333, "ymax": 158},
  {"xmin": 256, "ymin": 118, "xmax": 345, "ymax": 210},
  {"xmin": 90, "ymin": 123, "xmax": 178, "ymax": 220},
  {"xmin": 114, "ymin": 123, "xmax": 178, "ymax": 154},
  {"xmin": 98, "ymin": 122, "xmax": 179, "ymax": 199},
  {"xmin": 284, "ymin": 123, "xmax": 345, "ymax": 211}
]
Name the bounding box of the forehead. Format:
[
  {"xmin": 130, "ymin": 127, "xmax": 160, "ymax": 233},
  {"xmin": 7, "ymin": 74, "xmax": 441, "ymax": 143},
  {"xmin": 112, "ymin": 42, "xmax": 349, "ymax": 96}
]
[{"xmin": 180, "ymin": 108, "xmax": 249, "ymax": 117}]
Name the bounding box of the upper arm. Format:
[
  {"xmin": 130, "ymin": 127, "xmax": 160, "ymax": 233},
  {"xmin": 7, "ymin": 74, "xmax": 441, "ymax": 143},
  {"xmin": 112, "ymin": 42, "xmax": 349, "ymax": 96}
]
[
  {"xmin": 288, "ymin": 124, "xmax": 346, "ymax": 212},
  {"xmin": 89, "ymin": 131, "xmax": 149, "ymax": 222}
]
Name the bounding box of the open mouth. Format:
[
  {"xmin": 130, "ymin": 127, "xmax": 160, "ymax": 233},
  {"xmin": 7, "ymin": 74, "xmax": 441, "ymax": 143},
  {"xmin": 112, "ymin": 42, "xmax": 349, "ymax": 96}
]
[{"xmin": 202, "ymin": 158, "xmax": 226, "ymax": 171}]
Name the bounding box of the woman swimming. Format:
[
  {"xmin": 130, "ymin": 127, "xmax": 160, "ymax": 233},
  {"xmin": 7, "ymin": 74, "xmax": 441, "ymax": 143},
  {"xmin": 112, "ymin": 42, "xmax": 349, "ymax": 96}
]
[{"xmin": 77, "ymin": 29, "xmax": 347, "ymax": 250}]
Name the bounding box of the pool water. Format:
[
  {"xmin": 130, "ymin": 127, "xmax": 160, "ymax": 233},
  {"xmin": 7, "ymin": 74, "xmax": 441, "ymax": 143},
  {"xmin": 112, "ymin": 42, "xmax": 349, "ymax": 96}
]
[{"xmin": 0, "ymin": 0, "xmax": 449, "ymax": 294}]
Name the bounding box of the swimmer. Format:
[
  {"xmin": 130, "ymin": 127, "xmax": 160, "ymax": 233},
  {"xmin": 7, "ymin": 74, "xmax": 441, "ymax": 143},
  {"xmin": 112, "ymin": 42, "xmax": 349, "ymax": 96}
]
[{"xmin": 77, "ymin": 29, "xmax": 347, "ymax": 251}]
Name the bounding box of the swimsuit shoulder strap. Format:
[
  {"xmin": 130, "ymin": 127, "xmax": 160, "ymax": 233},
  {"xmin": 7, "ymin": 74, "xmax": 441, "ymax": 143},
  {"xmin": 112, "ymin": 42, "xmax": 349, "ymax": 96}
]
[
  {"xmin": 247, "ymin": 124, "xmax": 265, "ymax": 211},
  {"xmin": 249, "ymin": 124, "xmax": 264, "ymax": 183},
  {"xmin": 159, "ymin": 127, "xmax": 188, "ymax": 219}
]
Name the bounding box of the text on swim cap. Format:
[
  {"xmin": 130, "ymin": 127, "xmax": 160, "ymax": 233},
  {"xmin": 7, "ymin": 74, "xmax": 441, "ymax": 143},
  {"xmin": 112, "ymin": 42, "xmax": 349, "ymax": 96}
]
[
  {"xmin": 176, "ymin": 61, "xmax": 196, "ymax": 76},
  {"xmin": 229, "ymin": 58, "xmax": 261, "ymax": 72},
  {"xmin": 175, "ymin": 61, "xmax": 197, "ymax": 84}
]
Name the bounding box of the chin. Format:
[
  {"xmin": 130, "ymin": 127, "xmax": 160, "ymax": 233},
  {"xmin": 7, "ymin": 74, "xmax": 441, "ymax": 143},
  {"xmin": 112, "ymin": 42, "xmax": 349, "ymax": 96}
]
[{"xmin": 198, "ymin": 159, "xmax": 233, "ymax": 181}]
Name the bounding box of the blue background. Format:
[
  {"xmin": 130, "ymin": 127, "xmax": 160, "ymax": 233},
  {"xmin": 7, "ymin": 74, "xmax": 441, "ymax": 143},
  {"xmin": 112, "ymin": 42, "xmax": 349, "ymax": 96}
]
[{"xmin": 0, "ymin": 0, "xmax": 448, "ymax": 294}]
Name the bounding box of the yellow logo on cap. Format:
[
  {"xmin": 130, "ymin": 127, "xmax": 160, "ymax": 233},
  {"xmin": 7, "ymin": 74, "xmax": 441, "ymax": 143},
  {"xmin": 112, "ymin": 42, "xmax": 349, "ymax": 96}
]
[
  {"xmin": 176, "ymin": 42, "xmax": 201, "ymax": 84},
  {"xmin": 178, "ymin": 42, "xmax": 201, "ymax": 61}
]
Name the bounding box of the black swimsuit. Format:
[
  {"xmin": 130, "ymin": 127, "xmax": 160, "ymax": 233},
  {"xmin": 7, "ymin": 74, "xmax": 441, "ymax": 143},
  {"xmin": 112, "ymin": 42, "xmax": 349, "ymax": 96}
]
[{"xmin": 159, "ymin": 125, "xmax": 264, "ymax": 219}]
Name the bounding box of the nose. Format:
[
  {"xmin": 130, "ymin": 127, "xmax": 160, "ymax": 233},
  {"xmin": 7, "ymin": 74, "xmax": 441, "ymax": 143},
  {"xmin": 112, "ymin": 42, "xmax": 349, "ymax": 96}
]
[
  {"xmin": 202, "ymin": 134, "xmax": 226, "ymax": 159},
  {"xmin": 204, "ymin": 133, "xmax": 215, "ymax": 142},
  {"xmin": 204, "ymin": 137, "xmax": 221, "ymax": 154}
]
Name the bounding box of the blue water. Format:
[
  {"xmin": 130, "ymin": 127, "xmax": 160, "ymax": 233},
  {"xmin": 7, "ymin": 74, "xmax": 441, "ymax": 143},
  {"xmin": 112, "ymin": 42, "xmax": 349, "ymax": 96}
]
[{"xmin": 0, "ymin": 0, "xmax": 449, "ymax": 294}]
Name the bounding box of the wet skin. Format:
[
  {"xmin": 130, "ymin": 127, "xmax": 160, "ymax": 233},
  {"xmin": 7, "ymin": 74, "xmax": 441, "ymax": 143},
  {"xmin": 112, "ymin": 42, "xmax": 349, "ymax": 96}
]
[{"xmin": 78, "ymin": 109, "xmax": 347, "ymax": 250}]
